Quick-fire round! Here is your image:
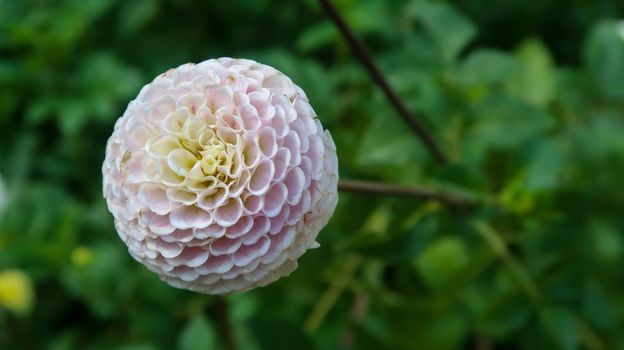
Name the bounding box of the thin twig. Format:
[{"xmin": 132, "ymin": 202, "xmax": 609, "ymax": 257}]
[
  {"xmin": 338, "ymin": 179, "xmax": 477, "ymax": 206},
  {"xmin": 214, "ymin": 296, "xmax": 237, "ymax": 350},
  {"xmin": 318, "ymin": 0, "xmax": 448, "ymax": 164}
]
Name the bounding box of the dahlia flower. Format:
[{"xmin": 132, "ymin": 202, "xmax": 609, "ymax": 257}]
[{"xmin": 103, "ymin": 58, "xmax": 338, "ymax": 294}]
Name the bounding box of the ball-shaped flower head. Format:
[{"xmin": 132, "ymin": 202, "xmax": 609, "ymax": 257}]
[{"xmin": 103, "ymin": 58, "xmax": 338, "ymax": 294}]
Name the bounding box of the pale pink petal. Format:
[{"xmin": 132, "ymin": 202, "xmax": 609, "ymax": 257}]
[
  {"xmin": 288, "ymin": 190, "xmax": 312, "ymax": 224},
  {"xmin": 170, "ymin": 247, "xmax": 209, "ymax": 268},
  {"xmin": 248, "ymin": 158, "xmax": 274, "ymax": 195},
  {"xmin": 271, "ymin": 226, "xmax": 296, "ymax": 251},
  {"xmin": 214, "ymin": 197, "xmax": 243, "ymax": 227},
  {"xmin": 194, "ymin": 224, "xmax": 226, "ymax": 240},
  {"xmin": 269, "ymin": 206, "xmax": 290, "ymax": 235},
  {"xmin": 258, "ymin": 127, "xmax": 277, "ymax": 157},
  {"xmin": 273, "ymin": 148, "xmax": 291, "ymax": 182},
  {"xmin": 206, "ymin": 86, "xmax": 233, "ymax": 112},
  {"xmin": 284, "ymin": 167, "xmax": 305, "ymax": 205},
  {"xmin": 157, "ymin": 240, "xmax": 184, "ymax": 259},
  {"xmin": 282, "ymin": 130, "xmax": 301, "ymax": 167},
  {"xmin": 263, "ymin": 183, "xmax": 287, "ymax": 218},
  {"xmin": 170, "ymin": 205, "xmax": 212, "ymax": 229},
  {"xmin": 239, "ymin": 104, "xmax": 260, "ymax": 131},
  {"xmin": 147, "ymin": 95, "xmax": 176, "ymax": 122},
  {"xmin": 195, "ymin": 255, "xmax": 233, "ymax": 274},
  {"xmin": 233, "ymin": 235, "xmax": 270, "ymax": 267},
  {"xmin": 242, "ymin": 194, "xmax": 263, "ymax": 215},
  {"xmin": 298, "ymin": 156, "xmax": 313, "ymax": 188},
  {"xmin": 209, "ymin": 236, "xmax": 243, "ymax": 256},
  {"xmin": 141, "ymin": 210, "xmax": 176, "ymax": 236},
  {"xmin": 139, "ymin": 184, "xmax": 171, "ymax": 215},
  {"xmin": 243, "ymin": 216, "xmax": 270, "ymax": 245},
  {"xmin": 197, "ymin": 186, "xmax": 228, "ymax": 210},
  {"xmin": 162, "ymin": 229, "xmax": 194, "ymax": 243},
  {"xmin": 225, "ymin": 215, "xmax": 253, "ymax": 239},
  {"xmin": 271, "ymin": 106, "xmax": 289, "ymax": 138}
]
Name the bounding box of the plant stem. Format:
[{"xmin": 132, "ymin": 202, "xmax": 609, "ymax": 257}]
[
  {"xmin": 471, "ymin": 220, "xmax": 540, "ymax": 301},
  {"xmin": 318, "ymin": 0, "xmax": 448, "ymax": 165},
  {"xmin": 338, "ymin": 179, "xmax": 477, "ymax": 206},
  {"xmin": 304, "ymin": 254, "xmax": 362, "ymax": 333},
  {"xmin": 214, "ymin": 296, "xmax": 237, "ymax": 350}
]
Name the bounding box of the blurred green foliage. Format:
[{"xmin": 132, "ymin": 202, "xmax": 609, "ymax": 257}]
[{"xmin": 1, "ymin": 0, "xmax": 624, "ymax": 349}]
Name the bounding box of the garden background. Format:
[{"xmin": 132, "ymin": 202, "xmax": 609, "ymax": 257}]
[{"xmin": 1, "ymin": 0, "xmax": 624, "ymax": 349}]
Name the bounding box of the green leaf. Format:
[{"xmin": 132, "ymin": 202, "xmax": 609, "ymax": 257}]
[
  {"xmin": 77, "ymin": 53, "xmax": 144, "ymax": 103},
  {"xmin": 61, "ymin": 243, "xmax": 138, "ymax": 318},
  {"xmin": 461, "ymin": 284, "xmax": 532, "ymax": 338},
  {"xmin": 541, "ymin": 307, "xmax": 580, "ymax": 350},
  {"xmin": 456, "ymin": 49, "xmax": 520, "ymax": 86},
  {"xmin": 582, "ymin": 281, "xmax": 617, "ymax": 331},
  {"xmin": 415, "ymin": 236, "xmax": 469, "ymax": 290},
  {"xmin": 589, "ymin": 220, "xmax": 623, "ymax": 263},
  {"xmin": 465, "ymin": 96, "xmax": 554, "ymax": 150},
  {"xmin": 571, "ymin": 111, "xmax": 624, "ymax": 159},
  {"xmin": 296, "ymin": 22, "xmax": 336, "ymax": 53},
  {"xmin": 58, "ymin": 99, "xmax": 90, "ymax": 136},
  {"xmin": 118, "ymin": 0, "xmax": 159, "ymax": 36},
  {"xmin": 356, "ymin": 112, "xmax": 426, "ymax": 168},
  {"xmin": 178, "ymin": 315, "xmax": 219, "ymax": 350},
  {"xmin": 525, "ymin": 140, "xmax": 566, "ymax": 191},
  {"xmin": 584, "ymin": 20, "xmax": 624, "ymax": 98},
  {"xmin": 481, "ymin": 298, "xmax": 532, "ymax": 337},
  {"xmin": 408, "ymin": 0, "xmax": 476, "ymax": 63},
  {"xmin": 509, "ymin": 39, "xmax": 556, "ymax": 106},
  {"xmin": 415, "ymin": 313, "xmax": 468, "ymax": 350},
  {"xmin": 25, "ymin": 97, "xmax": 57, "ymax": 125},
  {"xmin": 346, "ymin": 0, "xmax": 391, "ymax": 35}
]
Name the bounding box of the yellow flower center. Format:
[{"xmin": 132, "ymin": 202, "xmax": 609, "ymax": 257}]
[
  {"xmin": 199, "ymin": 142, "xmax": 226, "ymax": 176},
  {"xmin": 148, "ymin": 109, "xmax": 235, "ymax": 189}
]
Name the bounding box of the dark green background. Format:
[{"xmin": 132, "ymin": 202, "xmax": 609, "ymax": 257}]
[{"xmin": 1, "ymin": 0, "xmax": 624, "ymax": 349}]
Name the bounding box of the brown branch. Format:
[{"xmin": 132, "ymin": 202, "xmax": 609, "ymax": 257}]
[
  {"xmin": 319, "ymin": 0, "xmax": 448, "ymax": 165},
  {"xmin": 338, "ymin": 179, "xmax": 476, "ymax": 206}
]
